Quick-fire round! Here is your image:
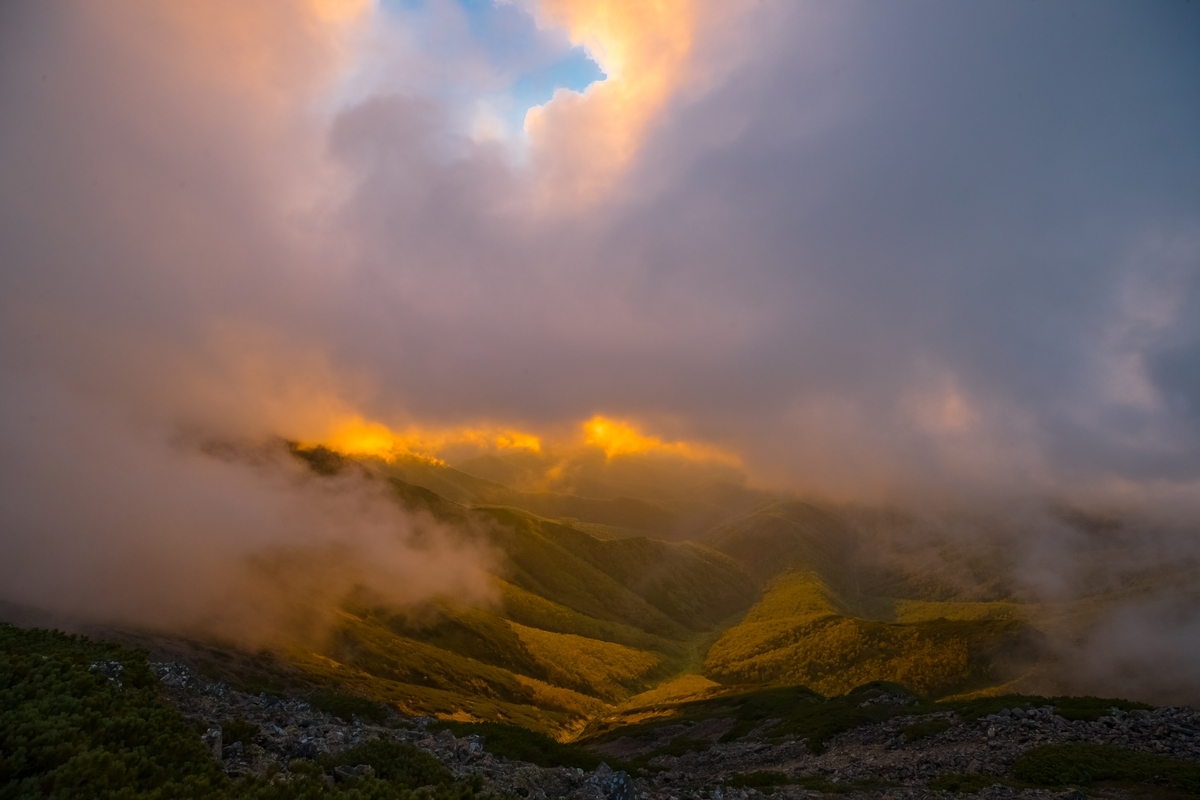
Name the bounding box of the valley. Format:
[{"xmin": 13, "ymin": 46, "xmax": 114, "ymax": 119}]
[
  {"xmin": 5, "ymin": 445, "xmax": 1199, "ymax": 799},
  {"xmin": 121, "ymin": 444, "xmax": 1099, "ymax": 741}
]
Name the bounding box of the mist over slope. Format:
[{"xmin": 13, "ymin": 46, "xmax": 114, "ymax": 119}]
[
  {"xmin": 1, "ymin": 0, "xmax": 1199, "ymax": 745},
  {"xmin": 7, "ymin": 442, "xmax": 1192, "ymax": 742}
]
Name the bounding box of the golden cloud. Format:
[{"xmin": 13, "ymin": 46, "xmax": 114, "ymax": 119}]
[{"xmin": 524, "ymin": 0, "xmax": 697, "ymax": 203}]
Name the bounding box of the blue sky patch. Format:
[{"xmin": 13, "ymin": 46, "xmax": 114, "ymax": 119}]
[{"xmin": 378, "ymin": 0, "xmax": 604, "ymax": 133}]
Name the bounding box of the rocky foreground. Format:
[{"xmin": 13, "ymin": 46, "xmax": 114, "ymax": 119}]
[{"xmin": 149, "ymin": 663, "xmax": 1200, "ymax": 800}]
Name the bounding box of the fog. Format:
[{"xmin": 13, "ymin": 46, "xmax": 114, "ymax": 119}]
[{"xmin": 1, "ymin": 0, "xmax": 1199, "ymax": 691}]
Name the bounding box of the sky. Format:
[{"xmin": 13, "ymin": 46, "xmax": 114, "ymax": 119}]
[{"xmin": 1, "ymin": 1, "xmax": 1199, "ymax": 631}]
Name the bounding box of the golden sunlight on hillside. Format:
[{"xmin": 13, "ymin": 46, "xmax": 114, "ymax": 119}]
[
  {"xmin": 582, "ymin": 416, "xmax": 739, "ymax": 463},
  {"xmin": 312, "ymin": 416, "xmax": 542, "ymax": 462},
  {"xmin": 306, "ymin": 412, "xmax": 738, "ymax": 467}
]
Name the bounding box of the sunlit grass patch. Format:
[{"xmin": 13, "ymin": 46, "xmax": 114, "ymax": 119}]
[
  {"xmin": 510, "ymin": 622, "xmax": 662, "ymax": 701},
  {"xmin": 702, "ymin": 571, "xmax": 1039, "ymax": 699}
]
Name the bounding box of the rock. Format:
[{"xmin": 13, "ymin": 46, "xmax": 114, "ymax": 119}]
[
  {"xmin": 589, "ymin": 763, "xmax": 638, "ymax": 800},
  {"xmin": 289, "ymin": 739, "xmax": 320, "ymax": 760},
  {"xmin": 456, "ymin": 736, "xmax": 484, "ymax": 761},
  {"xmin": 146, "ymin": 656, "xmax": 1200, "ymax": 800},
  {"xmin": 89, "ymin": 660, "xmax": 125, "ymax": 686},
  {"xmin": 202, "ymin": 727, "xmax": 222, "ymax": 760},
  {"xmin": 333, "ymin": 764, "xmax": 375, "ymax": 783}
]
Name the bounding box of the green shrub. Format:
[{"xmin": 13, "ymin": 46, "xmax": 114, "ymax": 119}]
[
  {"xmin": 321, "ymin": 740, "xmax": 454, "ymax": 788},
  {"xmin": 223, "ymin": 716, "xmax": 261, "ymax": 747},
  {"xmin": 0, "ymin": 625, "xmax": 504, "ymax": 800},
  {"xmin": 727, "ymin": 771, "xmax": 792, "ymax": 788},
  {"xmin": 1012, "ymin": 743, "xmax": 1200, "ymax": 793},
  {"xmin": 643, "ymin": 736, "xmax": 711, "ymax": 760},
  {"xmin": 430, "ymin": 722, "xmax": 601, "ymax": 771},
  {"xmin": 902, "ymin": 718, "xmax": 951, "ymax": 741},
  {"xmin": 764, "ymin": 683, "xmax": 937, "ymax": 754},
  {"xmin": 945, "ymin": 694, "xmax": 1152, "ymax": 722},
  {"xmin": 928, "ymin": 773, "xmax": 997, "ymax": 793},
  {"xmin": 0, "ymin": 625, "xmax": 229, "ymax": 798},
  {"xmin": 309, "ymin": 692, "xmax": 391, "ymax": 725},
  {"xmin": 1048, "ymin": 696, "xmax": 1153, "ymax": 722},
  {"xmin": 790, "ymin": 776, "xmax": 893, "ymax": 794}
]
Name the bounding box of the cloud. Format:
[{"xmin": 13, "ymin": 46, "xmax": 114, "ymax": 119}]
[
  {"xmin": 0, "ymin": 377, "xmax": 496, "ymax": 643},
  {"xmin": 1, "ymin": 0, "xmax": 1199, "ymax": 654}
]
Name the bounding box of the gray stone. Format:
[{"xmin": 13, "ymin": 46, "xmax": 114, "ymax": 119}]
[
  {"xmin": 202, "ymin": 727, "xmax": 222, "ymax": 760},
  {"xmin": 333, "ymin": 764, "xmax": 375, "ymax": 783}
]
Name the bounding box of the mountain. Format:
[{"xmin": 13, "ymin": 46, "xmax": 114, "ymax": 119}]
[
  {"xmin": 12, "ymin": 445, "xmax": 1142, "ymax": 743},
  {"xmin": 128, "ymin": 447, "xmax": 1046, "ymax": 741},
  {"xmin": 9, "ymin": 624, "xmax": 1196, "ymax": 800}
]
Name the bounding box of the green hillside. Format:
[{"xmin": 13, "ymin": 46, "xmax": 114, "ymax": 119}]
[
  {"xmin": 367, "ymin": 450, "xmax": 765, "ymax": 540},
  {"xmin": 212, "ymin": 453, "xmax": 767, "ymax": 737},
  {"xmin": 702, "ymin": 570, "xmax": 1040, "ymax": 698},
  {"xmin": 705, "ymin": 501, "xmax": 858, "ymax": 587},
  {"xmin": 78, "ymin": 446, "xmax": 1057, "ymax": 740}
]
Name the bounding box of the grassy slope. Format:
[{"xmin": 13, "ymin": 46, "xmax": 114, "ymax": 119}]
[
  {"xmin": 299, "ymin": 475, "xmax": 1046, "ymax": 735},
  {"xmin": 242, "ymin": 461, "xmax": 763, "ymax": 736},
  {"xmin": 375, "ymin": 456, "xmax": 687, "ymax": 538},
  {"xmin": 705, "ymin": 501, "xmax": 858, "ymax": 588},
  {"xmin": 174, "ymin": 449, "xmax": 1054, "ymax": 738},
  {"xmin": 703, "ymin": 567, "xmax": 1041, "ymax": 699},
  {"xmin": 0, "ymin": 626, "xmax": 496, "ymax": 799},
  {"xmin": 700, "ymin": 502, "xmax": 1044, "ymax": 700}
]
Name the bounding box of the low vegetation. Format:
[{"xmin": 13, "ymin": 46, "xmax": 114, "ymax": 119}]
[
  {"xmin": 726, "ymin": 772, "xmax": 894, "ymax": 795},
  {"xmin": 320, "ymin": 740, "xmax": 454, "ymax": 787},
  {"xmin": 948, "ymin": 694, "xmax": 1154, "ymax": 722},
  {"xmin": 726, "ymin": 770, "xmax": 792, "ymax": 789},
  {"xmin": 930, "ymin": 743, "xmax": 1200, "ymax": 795},
  {"xmin": 1012, "ymin": 743, "xmax": 1200, "ymax": 794},
  {"xmin": 582, "ymin": 681, "xmax": 939, "ymax": 755},
  {"xmin": 308, "ymin": 692, "xmax": 391, "ymax": 725},
  {"xmin": 902, "ymin": 718, "xmax": 952, "ymax": 741},
  {"xmin": 928, "ymin": 773, "xmax": 1001, "ymax": 793},
  {"xmin": 0, "ymin": 625, "xmax": 496, "ymax": 799},
  {"xmin": 223, "ymin": 717, "xmax": 262, "ymax": 748},
  {"xmin": 428, "ymin": 721, "xmax": 601, "ymax": 771},
  {"xmin": 703, "ymin": 571, "xmax": 1039, "ymax": 698},
  {"xmin": 0, "ymin": 625, "xmax": 228, "ymax": 798}
]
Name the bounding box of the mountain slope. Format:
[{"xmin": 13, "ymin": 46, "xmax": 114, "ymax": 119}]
[
  {"xmin": 705, "ymin": 500, "xmax": 858, "ymax": 588},
  {"xmin": 702, "ymin": 570, "xmax": 1040, "ymax": 698}
]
